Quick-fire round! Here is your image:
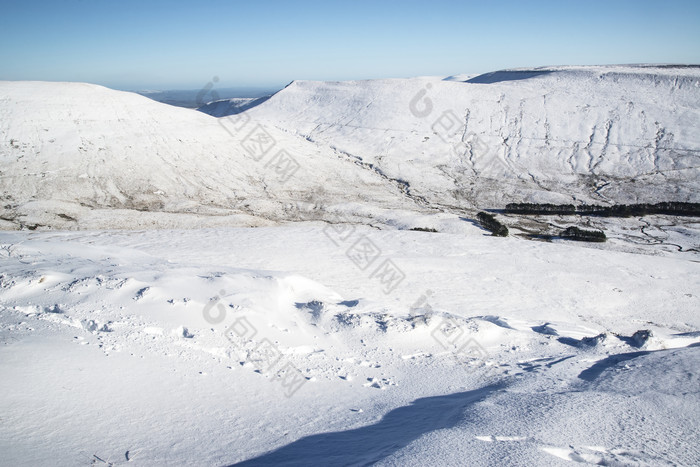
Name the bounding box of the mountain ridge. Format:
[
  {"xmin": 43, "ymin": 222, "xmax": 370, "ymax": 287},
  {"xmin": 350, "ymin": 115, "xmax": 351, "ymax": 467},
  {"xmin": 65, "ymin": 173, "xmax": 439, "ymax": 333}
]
[{"xmin": 2, "ymin": 65, "xmax": 699, "ymax": 230}]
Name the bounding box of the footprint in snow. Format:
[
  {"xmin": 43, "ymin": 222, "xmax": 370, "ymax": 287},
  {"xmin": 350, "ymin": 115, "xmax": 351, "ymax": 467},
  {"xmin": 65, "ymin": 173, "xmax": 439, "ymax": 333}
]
[{"xmin": 363, "ymin": 377, "xmax": 396, "ymax": 389}]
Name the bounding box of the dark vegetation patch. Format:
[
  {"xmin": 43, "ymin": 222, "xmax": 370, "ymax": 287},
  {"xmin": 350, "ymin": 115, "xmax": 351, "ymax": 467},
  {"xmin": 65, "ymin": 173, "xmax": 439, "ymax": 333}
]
[
  {"xmin": 476, "ymin": 212, "xmax": 508, "ymax": 237},
  {"xmin": 57, "ymin": 213, "xmax": 77, "ymax": 222},
  {"xmin": 520, "ymin": 226, "xmax": 606, "ymax": 243},
  {"xmin": 560, "ymin": 226, "xmax": 606, "ymax": 242},
  {"xmin": 503, "ymin": 202, "xmax": 700, "ymax": 217}
]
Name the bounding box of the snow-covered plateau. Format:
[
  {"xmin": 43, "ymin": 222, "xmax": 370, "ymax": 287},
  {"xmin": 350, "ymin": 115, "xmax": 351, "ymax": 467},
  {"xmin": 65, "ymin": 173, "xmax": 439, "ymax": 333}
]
[{"xmin": 1, "ymin": 66, "xmax": 699, "ymax": 466}]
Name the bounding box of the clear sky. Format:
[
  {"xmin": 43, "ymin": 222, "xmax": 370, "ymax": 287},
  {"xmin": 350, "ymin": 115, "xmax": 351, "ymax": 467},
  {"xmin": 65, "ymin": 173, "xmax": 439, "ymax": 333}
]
[{"xmin": 1, "ymin": 0, "xmax": 699, "ymax": 90}]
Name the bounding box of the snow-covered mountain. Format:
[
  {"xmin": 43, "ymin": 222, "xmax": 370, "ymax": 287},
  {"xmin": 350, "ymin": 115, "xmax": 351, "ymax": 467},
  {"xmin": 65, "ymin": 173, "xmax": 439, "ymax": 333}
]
[
  {"xmin": 2, "ymin": 65, "xmax": 699, "ymax": 230},
  {"xmin": 237, "ymin": 65, "xmax": 700, "ymax": 208},
  {"xmin": 0, "ymin": 82, "xmax": 416, "ymax": 230}
]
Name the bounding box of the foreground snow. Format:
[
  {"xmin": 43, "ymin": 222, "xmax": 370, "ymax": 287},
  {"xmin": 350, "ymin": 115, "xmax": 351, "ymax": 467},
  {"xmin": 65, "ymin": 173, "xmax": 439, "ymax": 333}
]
[{"xmin": 1, "ymin": 224, "xmax": 698, "ymax": 465}]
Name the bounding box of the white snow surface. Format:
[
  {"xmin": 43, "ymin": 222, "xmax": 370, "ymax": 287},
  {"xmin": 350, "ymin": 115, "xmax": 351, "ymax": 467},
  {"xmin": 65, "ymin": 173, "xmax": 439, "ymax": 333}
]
[
  {"xmin": 1, "ymin": 66, "xmax": 699, "ymax": 466},
  {"xmin": 0, "ymin": 81, "xmax": 415, "ymax": 230},
  {"xmin": 1, "ymin": 224, "xmax": 699, "ymax": 465},
  {"xmin": 2, "ymin": 65, "xmax": 700, "ymax": 230},
  {"xmin": 242, "ymin": 65, "xmax": 700, "ymax": 207}
]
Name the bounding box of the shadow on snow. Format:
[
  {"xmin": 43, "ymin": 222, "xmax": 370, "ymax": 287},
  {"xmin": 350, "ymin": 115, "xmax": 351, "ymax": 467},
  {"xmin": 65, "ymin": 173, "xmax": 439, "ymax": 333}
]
[{"xmin": 229, "ymin": 383, "xmax": 504, "ymax": 466}]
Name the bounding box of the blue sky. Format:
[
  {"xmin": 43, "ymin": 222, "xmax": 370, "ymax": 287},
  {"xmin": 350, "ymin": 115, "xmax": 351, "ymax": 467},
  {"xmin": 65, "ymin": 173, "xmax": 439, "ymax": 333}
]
[{"xmin": 1, "ymin": 0, "xmax": 699, "ymax": 90}]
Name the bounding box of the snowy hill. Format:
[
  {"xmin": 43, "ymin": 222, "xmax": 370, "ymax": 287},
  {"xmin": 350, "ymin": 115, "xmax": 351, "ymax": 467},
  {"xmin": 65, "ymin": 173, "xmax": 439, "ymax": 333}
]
[
  {"xmin": 1, "ymin": 225, "xmax": 698, "ymax": 465},
  {"xmin": 239, "ymin": 65, "xmax": 700, "ymax": 208},
  {"xmin": 2, "ymin": 65, "xmax": 699, "ymax": 230},
  {"xmin": 0, "ymin": 81, "xmax": 417, "ymax": 230}
]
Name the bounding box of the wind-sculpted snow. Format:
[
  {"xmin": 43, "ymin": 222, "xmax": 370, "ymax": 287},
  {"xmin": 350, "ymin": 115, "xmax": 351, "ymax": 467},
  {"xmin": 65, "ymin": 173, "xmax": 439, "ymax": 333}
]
[{"xmin": 1, "ymin": 225, "xmax": 698, "ymax": 465}]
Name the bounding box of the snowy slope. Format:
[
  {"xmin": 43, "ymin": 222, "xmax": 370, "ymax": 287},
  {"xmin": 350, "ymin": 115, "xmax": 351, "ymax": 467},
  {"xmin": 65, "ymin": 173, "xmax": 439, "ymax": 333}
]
[
  {"xmin": 0, "ymin": 82, "xmax": 419, "ymax": 230},
  {"xmin": 1, "ymin": 225, "xmax": 698, "ymax": 465},
  {"xmin": 240, "ymin": 65, "xmax": 700, "ymax": 208}
]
